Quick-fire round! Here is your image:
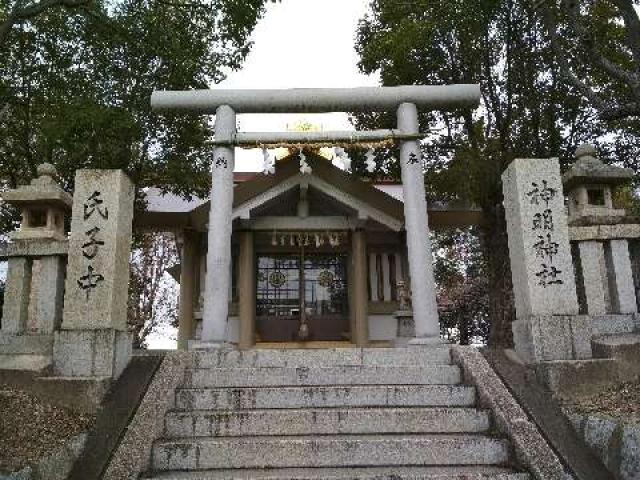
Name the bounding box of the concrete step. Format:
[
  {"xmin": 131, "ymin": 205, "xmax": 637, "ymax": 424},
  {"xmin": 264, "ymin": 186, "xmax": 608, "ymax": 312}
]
[
  {"xmin": 184, "ymin": 365, "xmax": 461, "ymax": 388},
  {"xmin": 152, "ymin": 434, "xmax": 510, "ymax": 471},
  {"xmin": 147, "ymin": 466, "xmax": 529, "ymax": 479},
  {"xmin": 193, "ymin": 347, "xmax": 452, "ymax": 368},
  {"xmin": 175, "ymin": 384, "xmax": 477, "ymax": 411},
  {"xmin": 165, "ymin": 407, "xmax": 490, "ymax": 437}
]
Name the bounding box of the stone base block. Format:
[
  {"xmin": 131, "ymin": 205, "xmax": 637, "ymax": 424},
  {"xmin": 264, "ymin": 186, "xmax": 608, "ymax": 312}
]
[
  {"xmin": 592, "ymin": 333, "xmax": 640, "ymax": 381},
  {"xmin": 36, "ymin": 376, "xmax": 112, "ymax": 413},
  {"xmin": 53, "ymin": 329, "xmax": 132, "ymax": 379},
  {"xmin": 512, "ymin": 314, "xmax": 592, "ymax": 364},
  {"xmin": 591, "ymin": 313, "xmax": 640, "ymax": 336},
  {"xmin": 188, "ymin": 340, "xmax": 231, "ymax": 351},
  {"xmin": 0, "ymin": 333, "xmax": 53, "ymax": 355},
  {"xmin": 394, "ymin": 311, "xmax": 415, "ymax": 346},
  {"xmin": 0, "ymin": 354, "xmax": 51, "ymax": 372},
  {"xmin": 535, "ymin": 359, "xmax": 619, "ymax": 397}
]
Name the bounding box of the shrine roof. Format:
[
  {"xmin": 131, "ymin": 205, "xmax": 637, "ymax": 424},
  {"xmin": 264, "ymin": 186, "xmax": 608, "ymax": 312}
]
[{"xmin": 136, "ymin": 153, "xmax": 483, "ymax": 230}]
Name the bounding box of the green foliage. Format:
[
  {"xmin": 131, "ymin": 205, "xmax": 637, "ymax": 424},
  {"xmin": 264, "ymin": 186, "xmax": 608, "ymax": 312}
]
[{"xmin": 0, "ymin": 0, "xmax": 270, "ymax": 235}]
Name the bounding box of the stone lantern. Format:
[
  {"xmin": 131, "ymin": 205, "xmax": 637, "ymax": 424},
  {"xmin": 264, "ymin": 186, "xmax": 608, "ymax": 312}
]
[
  {"xmin": 563, "ymin": 144, "xmax": 639, "ymax": 322},
  {"xmin": 2, "ymin": 163, "xmax": 72, "ymax": 241},
  {"xmin": 563, "ymin": 144, "xmax": 633, "ymax": 222},
  {"xmin": 0, "ymin": 163, "xmax": 72, "ymax": 359}
]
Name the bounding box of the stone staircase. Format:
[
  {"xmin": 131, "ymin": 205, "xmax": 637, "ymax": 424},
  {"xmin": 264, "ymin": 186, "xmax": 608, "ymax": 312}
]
[{"xmin": 146, "ymin": 347, "xmax": 530, "ymax": 479}]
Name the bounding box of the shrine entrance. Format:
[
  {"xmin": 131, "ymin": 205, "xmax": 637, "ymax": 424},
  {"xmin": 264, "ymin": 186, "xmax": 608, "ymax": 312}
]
[
  {"xmin": 256, "ymin": 252, "xmax": 349, "ymax": 343},
  {"xmin": 151, "ymin": 84, "xmax": 481, "ymax": 348}
]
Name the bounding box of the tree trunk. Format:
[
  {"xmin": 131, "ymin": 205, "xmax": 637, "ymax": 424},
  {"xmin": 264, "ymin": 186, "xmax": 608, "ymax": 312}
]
[{"xmin": 482, "ymin": 201, "xmax": 515, "ymax": 348}]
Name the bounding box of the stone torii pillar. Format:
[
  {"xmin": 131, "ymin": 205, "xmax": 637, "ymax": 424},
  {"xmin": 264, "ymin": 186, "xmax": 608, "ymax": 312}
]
[
  {"xmin": 398, "ymin": 103, "xmax": 440, "ymax": 342},
  {"xmin": 200, "ymin": 105, "xmax": 236, "ymax": 346},
  {"xmin": 151, "ymin": 85, "xmax": 480, "ymax": 348}
]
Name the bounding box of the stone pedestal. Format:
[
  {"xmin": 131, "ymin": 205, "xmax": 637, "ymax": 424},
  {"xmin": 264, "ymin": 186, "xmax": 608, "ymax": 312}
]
[
  {"xmin": 53, "ymin": 329, "xmax": 131, "ymax": 378},
  {"xmin": 577, "ymin": 241, "xmax": 608, "ymax": 315},
  {"xmin": 394, "ymin": 310, "xmax": 415, "ymax": 346},
  {"xmin": 502, "ymin": 158, "xmax": 589, "ymax": 363},
  {"xmin": 512, "ymin": 314, "xmax": 592, "ymax": 364},
  {"xmin": 1, "ymin": 256, "xmax": 32, "ymax": 334},
  {"xmin": 54, "ymin": 169, "xmax": 134, "ymax": 379},
  {"xmin": 606, "ymin": 239, "xmax": 637, "ymax": 314},
  {"xmin": 0, "ymin": 240, "xmax": 69, "ymax": 370}
]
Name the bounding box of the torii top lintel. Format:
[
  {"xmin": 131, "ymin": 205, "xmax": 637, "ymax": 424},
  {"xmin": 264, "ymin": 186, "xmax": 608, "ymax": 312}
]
[{"xmin": 151, "ymin": 85, "xmax": 480, "ymax": 114}]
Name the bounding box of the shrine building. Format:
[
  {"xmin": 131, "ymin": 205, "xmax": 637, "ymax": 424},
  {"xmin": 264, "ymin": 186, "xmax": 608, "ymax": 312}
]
[{"xmin": 136, "ymin": 153, "xmax": 482, "ymax": 349}]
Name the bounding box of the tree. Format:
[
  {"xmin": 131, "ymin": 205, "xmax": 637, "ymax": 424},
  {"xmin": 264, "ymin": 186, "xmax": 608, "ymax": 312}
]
[
  {"xmin": 128, "ymin": 232, "xmax": 178, "ymax": 348},
  {"xmin": 535, "ymin": 0, "xmax": 640, "ymax": 121},
  {"xmin": 0, "ymin": 0, "xmax": 270, "ymax": 338},
  {"xmin": 355, "ymin": 0, "xmax": 619, "ymax": 346},
  {"xmin": 434, "ymin": 228, "xmax": 489, "ymax": 345},
  {"xmin": 0, "ymin": 0, "xmax": 270, "ymax": 215}
]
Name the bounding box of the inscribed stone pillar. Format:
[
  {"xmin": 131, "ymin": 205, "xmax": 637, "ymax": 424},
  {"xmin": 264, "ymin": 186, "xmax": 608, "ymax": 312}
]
[
  {"xmin": 397, "ymin": 102, "xmax": 440, "ymax": 343},
  {"xmin": 200, "ymin": 105, "xmax": 236, "ymax": 347},
  {"xmin": 502, "ymin": 158, "xmax": 591, "ymax": 363},
  {"xmin": 177, "ymin": 230, "xmax": 199, "ymax": 350},
  {"xmin": 54, "ymin": 169, "xmax": 134, "ymax": 378},
  {"xmin": 351, "ymin": 229, "xmax": 369, "ymax": 346},
  {"xmin": 577, "ymin": 241, "xmax": 608, "ymax": 315},
  {"xmin": 237, "ymin": 231, "xmax": 255, "ymax": 350},
  {"xmin": 607, "ymin": 239, "xmax": 638, "ymax": 314}
]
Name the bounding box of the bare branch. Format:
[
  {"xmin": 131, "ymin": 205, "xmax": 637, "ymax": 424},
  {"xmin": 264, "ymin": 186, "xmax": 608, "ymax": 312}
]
[
  {"xmin": 566, "ymin": 3, "xmax": 640, "ymax": 95},
  {"xmin": 600, "ymin": 102, "xmax": 640, "ymax": 121},
  {"xmin": 538, "ymin": 3, "xmax": 610, "ymax": 111},
  {"xmin": 610, "ymin": 0, "xmax": 640, "ymax": 70}
]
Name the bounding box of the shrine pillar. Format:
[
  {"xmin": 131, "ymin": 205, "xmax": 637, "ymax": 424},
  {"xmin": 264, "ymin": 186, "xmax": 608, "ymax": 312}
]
[
  {"xmin": 397, "ymin": 102, "xmax": 440, "ymax": 343},
  {"xmin": 351, "ymin": 229, "xmax": 369, "ymax": 346},
  {"xmin": 177, "ymin": 230, "xmax": 199, "ymax": 350}
]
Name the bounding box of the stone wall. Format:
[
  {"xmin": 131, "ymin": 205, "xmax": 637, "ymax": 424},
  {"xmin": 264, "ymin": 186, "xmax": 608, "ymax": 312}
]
[{"xmin": 566, "ymin": 411, "xmax": 640, "ymax": 480}]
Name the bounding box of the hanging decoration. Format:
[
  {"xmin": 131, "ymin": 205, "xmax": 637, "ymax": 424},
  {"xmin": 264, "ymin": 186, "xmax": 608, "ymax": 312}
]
[
  {"xmin": 365, "ymin": 149, "xmax": 377, "ymax": 173},
  {"xmin": 267, "ymin": 231, "xmax": 345, "ymax": 249},
  {"xmin": 262, "ymin": 148, "xmax": 275, "ymax": 175},
  {"xmin": 317, "ymin": 270, "xmax": 335, "ymax": 288},
  {"xmin": 334, "ymin": 147, "xmax": 351, "ymax": 172},
  {"xmin": 237, "ymin": 138, "xmax": 395, "ymax": 151},
  {"xmin": 299, "ymin": 149, "xmax": 312, "ymax": 175},
  {"xmin": 268, "ymin": 271, "xmax": 286, "ymax": 288}
]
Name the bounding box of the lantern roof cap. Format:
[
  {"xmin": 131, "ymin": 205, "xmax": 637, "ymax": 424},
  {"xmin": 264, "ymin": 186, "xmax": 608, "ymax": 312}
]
[
  {"xmin": 1, "ymin": 163, "xmax": 72, "ymax": 210},
  {"xmin": 562, "ymin": 144, "xmax": 633, "ymax": 191}
]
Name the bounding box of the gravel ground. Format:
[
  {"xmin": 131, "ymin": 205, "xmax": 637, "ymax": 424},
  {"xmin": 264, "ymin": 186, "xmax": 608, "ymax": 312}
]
[
  {"xmin": 560, "ymin": 380, "xmax": 640, "ymax": 423},
  {"xmin": 0, "ymin": 387, "xmax": 94, "ymax": 473}
]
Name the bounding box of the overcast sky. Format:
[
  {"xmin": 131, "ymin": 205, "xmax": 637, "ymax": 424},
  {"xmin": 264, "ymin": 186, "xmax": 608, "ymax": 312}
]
[{"xmin": 219, "ymin": 0, "xmax": 379, "ymax": 172}]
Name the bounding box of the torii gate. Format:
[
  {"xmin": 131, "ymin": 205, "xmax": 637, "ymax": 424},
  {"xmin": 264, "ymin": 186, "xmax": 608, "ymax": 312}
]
[{"xmin": 151, "ymin": 85, "xmax": 480, "ymax": 348}]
